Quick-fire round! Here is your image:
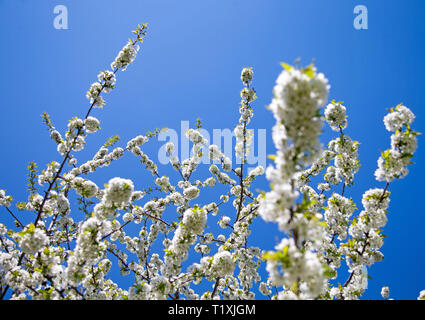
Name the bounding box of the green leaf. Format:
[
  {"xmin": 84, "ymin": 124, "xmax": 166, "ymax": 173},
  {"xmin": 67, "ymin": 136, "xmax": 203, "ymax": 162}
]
[
  {"xmin": 280, "ymin": 62, "xmax": 293, "ymax": 72},
  {"xmin": 301, "ymin": 63, "xmax": 316, "ymax": 79},
  {"xmin": 27, "ymin": 223, "xmax": 35, "ymax": 234},
  {"xmin": 267, "ymin": 154, "xmax": 276, "ymax": 161}
]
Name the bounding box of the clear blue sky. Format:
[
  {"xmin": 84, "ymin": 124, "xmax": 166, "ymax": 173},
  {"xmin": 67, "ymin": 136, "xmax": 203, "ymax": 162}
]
[{"xmin": 0, "ymin": 0, "xmax": 424, "ymax": 300}]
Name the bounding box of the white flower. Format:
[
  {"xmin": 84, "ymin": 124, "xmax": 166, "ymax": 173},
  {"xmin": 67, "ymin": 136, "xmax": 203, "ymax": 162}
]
[
  {"xmin": 111, "ymin": 41, "xmax": 140, "ymax": 71},
  {"xmin": 203, "ymin": 177, "xmax": 216, "ymax": 187},
  {"xmin": 218, "ymin": 216, "xmax": 231, "ymax": 229},
  {"xmin": 19, "ymin": 225, "xmax": 48, "ymax": 254},
  {"xmin": 85, "ymin": 116, "xmax": 100, "ymax": 133},
  {"xmin": 221, "ymin": 156, "xmax": 232, "ymax": 172},
  {"xmin": 103, "ymin": 177, "xmax": 134, "ymax": 207},
  {"xmin": 240, "ymin": 87, "xmax": 256, "ymax": 102},
  {"xmin": 362, "ymin": 188, "xmax": 390, "ymax": 212},
  {"xmin": 183, "ymin": 186, "xmax": 200, "ymax": 200},
  {"xmin": 182, "ymin": 207, "xmax": 207, "ymax": 234},
  {"xmin": 210, "ymin": 251, "xmax": 235, "ymax": 277},
  {"xmin": 248, "ymin": 166, "xmax": 265, "ymax": 177},
  {"xmin": 67, "ymin": 118, "xmax": 84, "ymax": 134},
  {"xmin": 381, "ymin": 286, "xmax": 390, "ymax": 299},
  {"xmin": 208, "ymin": 145, "xmax": 221, "ymax": 161},
  {"xmin": 122, "ymin": 212, "xmax": 134, "ymax": 222},
  {"xmin": 131, "ymin": 191, "xmax": 144, "ymax": 202},
  {"xmin": 165, "ymin": 142, "xmax": 174, "ymax": 155},
  {"xmin": 259, "ymin": 282, "xmax": 272, "ymax": 296},
  {"xmin": 97, "ymin": 70, "xmax": 116, "ymax": 92},
  {"xmin": 150, "ymin": 276, "xmax": 171, "ymax": 296},
  {"xmin": 81, "ymin": 180, "xmax": 98, "ymax": 198},
  {"xmin": 324, "ymin": 101, "xmax": 347, "ymax": 131},
  {"xmin": 391, "ymin": 130, "xmax": 417, "ymax": 155},
  {"xmin": 126, "ymin": 135, "xmax": 147, "ymax": 149},
  {"xmin": 0, "ymin": 190, "xmax": 12, "ymax": 207},
  {"xmin": 241, "ymin": 67, "xmax": 253, "ymax": 85},
  {"xmin": 57, "ymin": 193, "xmax": 70, "ymax": 214},
  {"xmin": 383, "ymin": 105, "xmax": 415, "ymax": 132},
  {"xmin": 86, "ymin": 82, "xmax": 105, "ymax": 108},
  {"xmin": 50, "ymin": 130, "xmax": 63, "ymax": 144},
  {"xmin": 258, "ymin": 182, "xmax": 297, "ymax": 228},
  {"xmin": 185, "ymin": 129, "xmax": 204, "ymax": 144}
]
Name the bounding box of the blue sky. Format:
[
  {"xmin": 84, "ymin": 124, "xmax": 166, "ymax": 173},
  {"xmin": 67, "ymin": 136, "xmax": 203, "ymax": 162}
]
[{"xmin": 0, "ymin": 0, "xmax": 424, "ymax": 300}]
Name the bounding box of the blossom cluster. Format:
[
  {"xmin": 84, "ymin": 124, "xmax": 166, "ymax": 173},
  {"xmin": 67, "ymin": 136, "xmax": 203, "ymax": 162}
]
[
  {"xmin": 0, "ymin": 25, "xmax": 422, "ymax": 301},
  {"xmin": 257, "ymin": 63, "xmax": 333, "ymax": 299},
  {"xmin": 375, "ymin": 104, "xmax": 418, "ymax": 182}
]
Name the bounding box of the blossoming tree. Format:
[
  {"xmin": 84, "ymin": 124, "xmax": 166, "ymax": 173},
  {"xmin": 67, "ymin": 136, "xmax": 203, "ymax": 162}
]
[{"xmin": 0, "ymin": 24, "xmax": 423, "ymax": 300}]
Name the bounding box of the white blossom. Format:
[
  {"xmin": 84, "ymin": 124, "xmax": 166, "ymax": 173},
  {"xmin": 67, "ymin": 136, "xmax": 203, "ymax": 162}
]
[
  {"xmin": 182, "ymin": 207, "xmax": 207, "ymax": 235},
  {"xmin": 324, "ymin": 101, "xmax": 347, "ymax": 131},
  {"xmin": 0, "ymin": 28, "xmax": 420, "ymax": 301},
  {"xmin": 18, "ymin": 225, "xmax": 48, "ymax": 254},
  {"xmin": 241, "ymin": 67, "xmax": 253, "ymax": 85},
  {"xmin": 210, "ymin": 251, "xmax": 235, "ymax": 277},
  {"xmin": 383, "ymin": 104, "xmax": 415, "ymax": 132},
  {"xmin": 85, "ymin": 116, "xmax": 100, "ymax": 133},
  {"xmin": 183, "ymin": 186, "xmax": 200, "ymax": 200},
  {"xmin": 103, "ymin": 177, "xmax": 134, "ymax": 207}
]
